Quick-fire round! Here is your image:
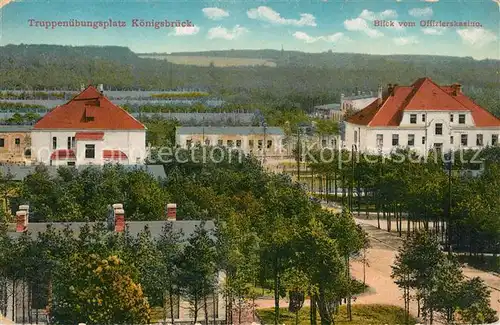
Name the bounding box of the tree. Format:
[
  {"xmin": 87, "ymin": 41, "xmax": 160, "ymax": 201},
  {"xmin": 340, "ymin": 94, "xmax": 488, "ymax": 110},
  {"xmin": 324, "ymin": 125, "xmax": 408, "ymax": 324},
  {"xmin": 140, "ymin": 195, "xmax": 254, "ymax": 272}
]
[
  {"xmin": 156, "ymin": 222, "xmax": 183, "ymax": 324},
  {"xmin": 51, "ymin": 254, "xmax": 151, "ymax": 325},
  {"xmin": 457, "ymin": 277, "xmax": 498, "ymax": 324},
  {"xmin": 177, "ymin": 223, "xmax": 217, "ymax": 325}
]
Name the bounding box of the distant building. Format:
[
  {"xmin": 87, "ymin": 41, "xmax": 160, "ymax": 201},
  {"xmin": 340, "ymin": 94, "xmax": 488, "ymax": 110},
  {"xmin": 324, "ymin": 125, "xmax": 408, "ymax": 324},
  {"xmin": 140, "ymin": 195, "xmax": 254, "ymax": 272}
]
[
  {"xmin": 312, "ymin": 103, "xmax": 342, "ymax": 121},
  {"xmin": 31, "ymin": 86, "xmax": 147, "ymax": 166},
  {"xmin": 176, "ymin": 126, "xmax": 286, "ymax": 158},
  {"xmin": 0, "ymin": 125, "xmax": 32, "ymax": 164},
  {"xmin": 341, "ymin": 92, "xmax": 378, "ymax": 116},
  {"xmin": 344, "ymin": 78, "xmax": 500, "ymax": 154}
]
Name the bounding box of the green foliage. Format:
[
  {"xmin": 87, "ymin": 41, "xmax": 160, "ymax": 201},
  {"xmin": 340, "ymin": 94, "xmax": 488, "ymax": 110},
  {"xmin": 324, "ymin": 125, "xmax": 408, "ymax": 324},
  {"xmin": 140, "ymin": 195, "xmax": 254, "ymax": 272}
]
[
  {"xmin": 392, "ymin": 231, "xmax": 498, "ymax": 324},
  {"xmin": 20, "ymin": 164, "xmax": 167, "ymax": 222},
  {"xmin": 52, "ymin": 254, "xmax": 151, "ymax": 325},
  {"xmin": 257, "ymin": 304, "xmax": 418, "ymax": 325}
]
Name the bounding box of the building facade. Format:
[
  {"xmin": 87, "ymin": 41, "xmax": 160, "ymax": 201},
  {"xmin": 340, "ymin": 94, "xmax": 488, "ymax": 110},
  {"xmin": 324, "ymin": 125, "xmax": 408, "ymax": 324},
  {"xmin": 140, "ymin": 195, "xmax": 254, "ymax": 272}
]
[
  {"xmin": 31, "ymin": 86, "xmax": 147, "ymax": 166},
  {"xmin": 343, "ymin": 78, "xmax": 500, "ymax": 155},
  {"xmin": 341, "ymin": 92, "xmax": 378, "ymax": 114},
  {"xmin": 176, "ymin": 126, "xmax": 286, "ymax": 158},
  {"xmin": 0, "ymin": 126, "xmax": 32, "ymax": 164}
]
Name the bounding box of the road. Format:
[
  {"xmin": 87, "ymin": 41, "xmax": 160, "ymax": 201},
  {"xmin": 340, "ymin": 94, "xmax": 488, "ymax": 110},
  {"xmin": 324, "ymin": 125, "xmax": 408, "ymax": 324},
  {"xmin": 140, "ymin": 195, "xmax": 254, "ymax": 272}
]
[{"xmin": 353, "ymin": 219, "xmax": 500, "ymax": 318}]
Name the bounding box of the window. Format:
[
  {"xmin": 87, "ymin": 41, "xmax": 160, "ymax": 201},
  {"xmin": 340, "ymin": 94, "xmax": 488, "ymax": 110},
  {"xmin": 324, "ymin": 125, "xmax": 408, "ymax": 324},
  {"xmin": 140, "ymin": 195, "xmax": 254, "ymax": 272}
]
[
  {"xmin": 258, "ymin": 140, "xmax": 263, "ymax": 149},
  {"xmin": 450, "ymin": 136, "xmax": 454, "ymax": 144},
  {"xmin": 461, "ymin": 134, "xmax": 468, "ymax": 146},
  {"xmin": 52, "ymin": 137, "xmax": 57, "ymax": 150},
  {"xmin": 267, "ymin": 140, "xmax": 272, "ymax": 149},
  {"xmin": 15, "ymin": 138, "xmax": 20, "ymax": 147},
  {"xmin": 434, "ymin": 143, "xmax": 443, "ymax": 154},
  {"xmin": 249, "ymin": 140, "xmax": 254, "ymax": 148},
  {"xmin": 408, "ymin": 134, "xmax": 415, "ymax": 146},
  {"xmin": 67, "ymin": 137, "xmax": 72, "ymax": 149},
  {"xmin": 392, "ymin": 134, "xmax": 399, "ymax": 146},
  {"xmin": 459, "ymin": 114, "xmax": 465, "ymax": 124},
  {"xmin": 205, "ymin": 139, "xmax": 210, "ymax": 146},
  {"xmin": 476, "ymin": 134, "xmax": 483, "ymax": 146},
  {"xmin": 450, "ymin": 114, "xmax": 454, "ymax": 122},
  {"xmin": 227, "ymin": 140, "xmax": 234, "ymax": 147},
  {"xmin": 422, "ymin": 114, "xmax": 426, "ymax": 122},
  {"xmin": 493, "ymin": 134, "xmax": 498, "ymax": 146},
  {"xmin": 322, "ymin": 139, "xmax": 327, "ymax": 147},
  {"xmin": 186, "ymin": 139, "xmax": 192, "ymax": 148},
  {"xmin": 67, "ymin": 162, "xmax": 75, "ymax": 166},
  {"xmin": 376, "ymin": 134, "xmax": 383, "ymax": 147},
  {"xmin": 410, "ymin": 114, "xmax": 417, "ymax": 124},
  {"xmin": 72, "ymin": 137, "xmax": 75, "ymax": 148},
  {"xmin": 217, "ymin": 139, "xmax": 223, "ymax": 146},
  {"xmin": 422, "ymin": 136, "xmax": 426, "ymax": 144},
  {"xmin": 435, "ymin": 123, "xmax": 443, "ymax": 135},
  {"xmin": 236, "ymin": 139, "xmax": 242, "ymax": 147},
  {"xmin": 0, "ymin": 138, "xmax": 4, "ymax": 147},
  {"xmin": 85, "ymin": 144, "xmax": 95, "ymax": 159},
  {"xmin": 354, "ymin": 131, "xmax": 358, "ymax": 143}
]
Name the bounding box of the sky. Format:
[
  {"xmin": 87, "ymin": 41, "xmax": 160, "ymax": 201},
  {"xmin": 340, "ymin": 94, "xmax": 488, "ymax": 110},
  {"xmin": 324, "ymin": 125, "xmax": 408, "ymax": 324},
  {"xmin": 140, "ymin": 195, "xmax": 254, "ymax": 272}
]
[{"xmin": 1, "ymin": 0, "xmax": 499, "ymax": 59}]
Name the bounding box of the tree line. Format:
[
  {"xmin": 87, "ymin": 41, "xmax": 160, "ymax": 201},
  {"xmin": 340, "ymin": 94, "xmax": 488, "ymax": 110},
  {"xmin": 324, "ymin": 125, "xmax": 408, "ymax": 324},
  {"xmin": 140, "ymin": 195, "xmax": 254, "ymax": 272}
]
[
  {"xmin": 306, "ymin": 147, "xmax": 500, "ymax": 259},
  {"xmin": 1, "ymin": 153, "xmax": 368, "ymax": 325},
  {"xmin": 0, "ymin": 219, "xmax": 217, "ymax": 324},
  {"xmin": 1, "ymin": 45, "xmax": 498, "ymax": 117}
]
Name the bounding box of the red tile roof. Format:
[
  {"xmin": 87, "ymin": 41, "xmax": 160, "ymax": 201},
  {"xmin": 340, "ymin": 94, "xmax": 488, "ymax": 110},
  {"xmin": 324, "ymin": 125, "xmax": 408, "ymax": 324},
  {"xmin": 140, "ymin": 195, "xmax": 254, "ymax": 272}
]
[
  {"xmin": 34, "ymin": 86, "xmax": 145, "ymax": 130},
  {"xmin": 75, "ymin": 132, "xmax": 104, "ymax": 141},
  {"xmin": 347, "ymin": 77, "xmax": 500, "ymax": 127},
  {"xmin": 103, "ymin": 150, "xmax": 128, "ymax": 160},
  {"xmin": 50, "ymin": 149, "xmax": 76, "ymax": 160}
]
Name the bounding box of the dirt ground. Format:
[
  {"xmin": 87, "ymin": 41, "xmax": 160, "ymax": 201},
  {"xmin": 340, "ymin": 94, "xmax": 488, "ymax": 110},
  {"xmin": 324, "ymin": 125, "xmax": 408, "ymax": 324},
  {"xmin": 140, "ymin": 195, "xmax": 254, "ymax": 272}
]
[{"xmin": 235, "ymin": 218, "xmax": 500, "ymax": 325}]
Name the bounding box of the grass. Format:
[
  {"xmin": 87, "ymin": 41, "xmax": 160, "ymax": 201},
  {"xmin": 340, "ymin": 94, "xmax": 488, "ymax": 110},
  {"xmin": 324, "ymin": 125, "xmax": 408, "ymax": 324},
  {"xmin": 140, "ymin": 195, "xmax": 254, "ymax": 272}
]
[
  {"xmin": 139, "ymin": 55, "xmax": 277, "ymax": 67},
  {"xmin": 257, "ymin": 304, "xmax": 417, "ymax": 325}
]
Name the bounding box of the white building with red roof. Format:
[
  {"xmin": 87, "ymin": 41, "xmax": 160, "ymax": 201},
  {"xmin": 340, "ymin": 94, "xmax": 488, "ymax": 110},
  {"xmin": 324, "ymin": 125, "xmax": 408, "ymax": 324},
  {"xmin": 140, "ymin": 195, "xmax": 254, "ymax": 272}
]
[
  {"xmin": 344, "ymin": 77, "xmax": 500, "ymax": 155},
  {"xmin": 31, "ymin": 85, "xmax": 147, "ymax": 166}
]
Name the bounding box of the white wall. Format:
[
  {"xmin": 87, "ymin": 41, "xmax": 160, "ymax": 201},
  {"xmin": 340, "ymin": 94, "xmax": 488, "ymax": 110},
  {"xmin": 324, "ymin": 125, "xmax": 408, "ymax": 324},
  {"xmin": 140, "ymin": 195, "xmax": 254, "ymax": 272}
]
[
  {"xmin": 345, "ymin": 110, "xmax": 499, "ymax": 155},
  {"xmin": 176, "ymin": 133, "xmax": 286, "ymax": 157},
  {"xmin": 31, "ymin": 130, "xmax": 146, "ymax": 166}
]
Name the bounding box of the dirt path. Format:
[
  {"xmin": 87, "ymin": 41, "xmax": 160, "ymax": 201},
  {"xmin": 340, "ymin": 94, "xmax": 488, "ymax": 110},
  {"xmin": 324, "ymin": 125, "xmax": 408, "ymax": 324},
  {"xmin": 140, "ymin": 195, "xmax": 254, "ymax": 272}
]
[{"xmin": 355, "ymin": 218, "xmax": 500, "ymax": 317}]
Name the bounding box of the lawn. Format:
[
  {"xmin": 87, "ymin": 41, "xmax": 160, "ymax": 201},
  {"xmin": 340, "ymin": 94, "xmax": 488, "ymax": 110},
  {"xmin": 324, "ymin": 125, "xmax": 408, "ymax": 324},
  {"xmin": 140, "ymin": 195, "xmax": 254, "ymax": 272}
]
[{"xmin": 257, "ymin": 304, "xmax": 417, "ymax": 325}]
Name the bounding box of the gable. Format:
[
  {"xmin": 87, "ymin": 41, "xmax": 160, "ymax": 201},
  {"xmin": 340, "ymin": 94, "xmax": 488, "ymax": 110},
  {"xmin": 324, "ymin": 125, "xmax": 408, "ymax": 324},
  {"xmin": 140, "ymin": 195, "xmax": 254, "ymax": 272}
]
[{"xmin": 34, "ymin": 86, "xmax": 145, "ymax": 130}]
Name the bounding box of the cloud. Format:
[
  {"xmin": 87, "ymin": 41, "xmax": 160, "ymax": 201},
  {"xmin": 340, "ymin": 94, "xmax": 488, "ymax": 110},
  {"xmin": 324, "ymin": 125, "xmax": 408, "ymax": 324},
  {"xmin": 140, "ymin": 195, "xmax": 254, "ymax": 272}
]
[
  {"xmin": 207, "ymin": 25, "xmax": 247, "ymax": 40},
  {"xmin": 409, "ymin": 7, "xmax": 433, "ymax": 17},
  {"xmin": 247, "ymin": 6, "xmax": 316, "ymax": 27},
  {"xmin": 422, "ymin": 0, "xmax": 439, "ymax": 2},
  {"xmin": 0, "ymin": 0, "xmax": 16, "ymax": 8},
  {"xmin": 202, "ymin": 7, "xmax": 229, "ymax": 20},
  {"xmin": 422, "ymin": 27, "xmax": 444, "ymax": 35},
  {"xmin": 457, "ymin": 28, "xmax": 497, "ymax": 47},
  {"xmin": 393, "ymin": 36, "xmax": 419, "ymax": 45},
  {"xmin": 359, "ymin": 9, "xmax": 398, "ymax": 21},
  {"xmin": 293, "ymin": 31, "xmax": 346, "ymax": 43},
  {"xmin": 344, "ymin": 17, "xmax": 384, "ymax": 38},
  {"xmin": 169, "ymin": 26, "xmax": 200, "ymax": 36}
]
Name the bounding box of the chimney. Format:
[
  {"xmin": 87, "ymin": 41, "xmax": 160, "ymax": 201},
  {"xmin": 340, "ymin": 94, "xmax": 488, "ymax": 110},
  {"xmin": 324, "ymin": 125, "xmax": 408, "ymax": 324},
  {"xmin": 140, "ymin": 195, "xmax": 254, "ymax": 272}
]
[
  {"xmin": 452, "ymin": 83, "xmax": 462, "ymax": 96},
  {"xmin": 387, "ymin": 83, "xmax": 394, "ymax": 96},
  {"xmin": 98, "ymin": 84, "xmax": 104, "ymax": 94},
  {"xmin": 377, "ymin": 85, "xmax": 383, "ymax": 105},
  {"xmin": 166, "ymin": 203, "xmax": 177, "ymax": 220},
  {"xmin": 114, "ymin": 208, "xmax": 125, "ymax": 232},
  {"xmin": 16, "ymin": 210, "xmax": 27, "ymax": 232},
  {"xmin": 80, "ymin": 84, "xmax": 85, "ymax": 91}
]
